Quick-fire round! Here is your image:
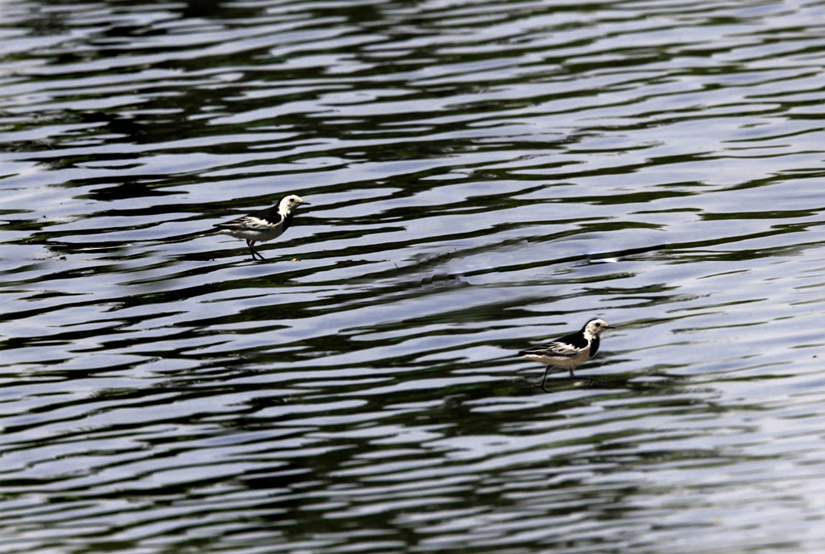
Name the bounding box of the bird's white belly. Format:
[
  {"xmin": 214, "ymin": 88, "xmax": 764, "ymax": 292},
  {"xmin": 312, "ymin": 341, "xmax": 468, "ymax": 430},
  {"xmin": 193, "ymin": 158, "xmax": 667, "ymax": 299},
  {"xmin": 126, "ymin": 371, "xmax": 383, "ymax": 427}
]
[
  {"xmin": 523, "ymin": 348, "xmax": 590, "ymax": 368},
  {"xmin": 218, "ymin": 226, "xmax": 283, "ymax": 242}
]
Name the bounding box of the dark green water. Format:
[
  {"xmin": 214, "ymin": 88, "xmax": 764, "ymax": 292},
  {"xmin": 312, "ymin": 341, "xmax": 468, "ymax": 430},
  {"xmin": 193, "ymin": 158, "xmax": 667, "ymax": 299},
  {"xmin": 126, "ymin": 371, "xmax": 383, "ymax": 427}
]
[{"xmin": 1, "ymin": 0, "xmax": 825, "ymax": 552}]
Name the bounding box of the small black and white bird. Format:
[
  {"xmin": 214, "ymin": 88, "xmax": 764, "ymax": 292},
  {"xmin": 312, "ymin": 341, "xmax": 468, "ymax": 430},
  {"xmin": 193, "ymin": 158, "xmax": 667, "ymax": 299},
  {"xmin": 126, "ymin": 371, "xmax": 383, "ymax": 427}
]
[
  {"xmin": 519, "ymin": 318, "xmax": 610, "ymax": 391},
  {"xmin": 213, "ymin": 194, "xmax": 309, "ymax": 260}
]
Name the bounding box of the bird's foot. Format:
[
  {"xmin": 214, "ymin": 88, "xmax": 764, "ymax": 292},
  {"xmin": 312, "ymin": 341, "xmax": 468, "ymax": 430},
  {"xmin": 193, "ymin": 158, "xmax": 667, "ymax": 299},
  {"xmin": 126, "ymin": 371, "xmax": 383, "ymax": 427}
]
[{"xmin": 568, "ymin": 375, "xmax": 605, "ymax": 387}]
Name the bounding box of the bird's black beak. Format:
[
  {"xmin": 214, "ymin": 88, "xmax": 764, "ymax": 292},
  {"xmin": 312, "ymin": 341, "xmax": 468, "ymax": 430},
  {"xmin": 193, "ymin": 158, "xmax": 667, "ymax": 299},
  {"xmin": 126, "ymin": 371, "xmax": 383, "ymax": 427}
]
[{"xmin": 301, "ymin": 201, "xmax": 311, "ymax": 206}]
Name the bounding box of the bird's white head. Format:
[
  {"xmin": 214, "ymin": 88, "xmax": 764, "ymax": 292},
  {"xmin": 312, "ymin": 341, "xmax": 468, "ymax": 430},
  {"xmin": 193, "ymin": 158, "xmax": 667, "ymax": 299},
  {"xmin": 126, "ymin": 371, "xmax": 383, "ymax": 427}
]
[
  {"xmin": 278, "ymin": 194, "xmax": 310, "ymax": 216},
  {"xmin": 583, "ymin": 318, "xmax": 610, "ymax": 339}
]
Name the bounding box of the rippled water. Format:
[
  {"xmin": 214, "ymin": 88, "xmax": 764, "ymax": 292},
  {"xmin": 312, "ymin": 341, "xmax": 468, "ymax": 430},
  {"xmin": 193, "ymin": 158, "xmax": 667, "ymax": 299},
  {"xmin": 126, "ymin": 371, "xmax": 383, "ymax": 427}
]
[{"xmin": 2, "ymin": 0, "xmax": 825, "ymax": 552}]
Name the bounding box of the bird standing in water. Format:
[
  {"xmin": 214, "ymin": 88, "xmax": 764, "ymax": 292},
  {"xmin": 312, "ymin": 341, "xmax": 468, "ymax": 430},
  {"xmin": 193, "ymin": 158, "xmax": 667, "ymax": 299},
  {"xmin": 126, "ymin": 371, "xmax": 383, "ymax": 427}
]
[
  {"xmin": 213, "ymin": 194, "xmax": 309, "ymax": 261},
  {"xmin": 519, "ymin": 318, "xmax": 610, "ymax": 391}
]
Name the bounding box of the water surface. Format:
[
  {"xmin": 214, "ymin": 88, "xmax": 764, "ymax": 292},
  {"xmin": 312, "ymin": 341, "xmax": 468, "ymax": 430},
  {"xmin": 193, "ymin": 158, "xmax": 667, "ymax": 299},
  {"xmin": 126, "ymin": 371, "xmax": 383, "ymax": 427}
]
[{"xmin": 1, "ymin": 0, "xmax": 825, "ymax": 552}]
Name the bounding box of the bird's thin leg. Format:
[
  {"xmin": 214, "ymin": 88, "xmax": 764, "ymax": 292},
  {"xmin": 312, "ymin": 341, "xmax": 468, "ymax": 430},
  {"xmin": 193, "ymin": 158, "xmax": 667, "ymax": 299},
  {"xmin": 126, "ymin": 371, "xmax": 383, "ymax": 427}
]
[
  {"xmin": 247, "ymin": 240, "xmax": 265, "ymax": 261},
  {"xmin": 539, "ymin": 365, "xmax": 553, "ymax": 392},
  {"xmin": 569, "ymin": 366, "xmax": 604, "ymax": 387}
]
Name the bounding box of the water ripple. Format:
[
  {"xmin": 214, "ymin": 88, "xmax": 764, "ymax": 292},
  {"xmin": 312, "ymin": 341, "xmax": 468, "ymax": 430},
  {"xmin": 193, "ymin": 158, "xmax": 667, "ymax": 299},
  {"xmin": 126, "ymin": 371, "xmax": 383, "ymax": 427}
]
[{"xmin": 2, "ymin": 0, "xmax": 825, "ymax": 552}]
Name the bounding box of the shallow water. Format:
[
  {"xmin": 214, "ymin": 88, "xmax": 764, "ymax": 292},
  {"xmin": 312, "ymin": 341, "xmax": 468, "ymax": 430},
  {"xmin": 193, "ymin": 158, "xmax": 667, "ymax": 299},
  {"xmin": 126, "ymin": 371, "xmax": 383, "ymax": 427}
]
[{"xmin": 1, "ymin": 0, "xmax": 825, "ymax": 552}]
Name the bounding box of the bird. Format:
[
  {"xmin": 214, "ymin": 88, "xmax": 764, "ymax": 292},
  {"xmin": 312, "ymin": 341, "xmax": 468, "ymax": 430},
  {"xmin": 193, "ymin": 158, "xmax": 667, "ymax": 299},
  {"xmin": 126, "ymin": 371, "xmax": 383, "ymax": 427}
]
[
  {"xmin": 213, "ymin": 194, "xmax": 309, "ymax": 260},
  {"xmin": 519, "ymin": 318, "xmax": 610, "ymax": 391}
]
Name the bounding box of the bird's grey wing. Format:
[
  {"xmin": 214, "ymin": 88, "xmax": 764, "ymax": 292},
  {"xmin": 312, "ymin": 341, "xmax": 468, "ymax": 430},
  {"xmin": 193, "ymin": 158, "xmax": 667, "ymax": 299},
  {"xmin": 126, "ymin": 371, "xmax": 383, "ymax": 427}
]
[{"xmin": 520, "ymin": 341, "xmax": 580, "ymax": 358}]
